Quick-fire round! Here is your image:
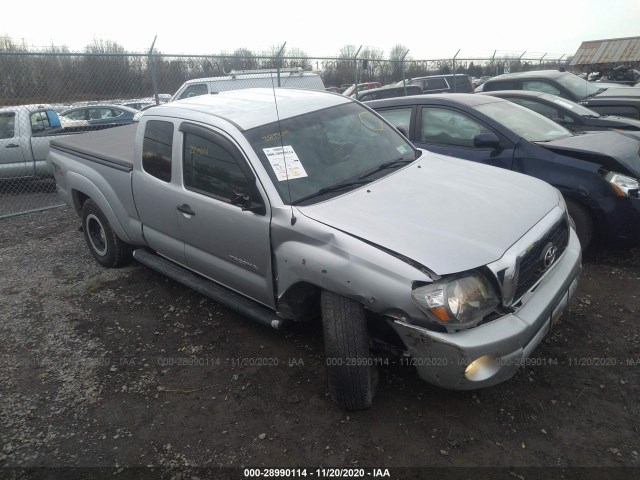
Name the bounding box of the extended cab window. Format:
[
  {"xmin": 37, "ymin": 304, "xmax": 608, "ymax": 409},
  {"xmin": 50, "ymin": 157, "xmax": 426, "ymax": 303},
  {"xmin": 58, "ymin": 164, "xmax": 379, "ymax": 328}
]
[
  {"xmin": 142, "ymin": 120, "xmax": 173, "ymax": 182},
  {"xmin": 183, "ymin": 132, "xmax": 251, "ymax": 201},
  {"xmin": 0, "ymin": 113, "xmax": 16, "ymax": 139},
  {"xmin": 30, "ymin": 111, "xmax": 51, "ymax": 133}
]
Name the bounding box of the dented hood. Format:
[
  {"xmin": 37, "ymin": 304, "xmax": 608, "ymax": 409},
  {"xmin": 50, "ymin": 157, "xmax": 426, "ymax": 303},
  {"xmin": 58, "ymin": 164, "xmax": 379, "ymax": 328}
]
[
  {"xmin": 298, "ymin": 151, "xmax": 558, "ymax": 275},
  {"xmin": 537, "ymin": 130, "xmax": 640, "ymax": 178}
]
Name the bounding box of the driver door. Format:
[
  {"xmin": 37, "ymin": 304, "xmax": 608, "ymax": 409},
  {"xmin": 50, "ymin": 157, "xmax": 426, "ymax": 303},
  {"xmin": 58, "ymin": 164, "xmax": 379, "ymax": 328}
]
[
  {"xmin": 175, "ymin": 123, "xmax": 275, "ymax": 308},
  {"xmin": 414, "ymin": 106, "xmax": 515, "ymax": 170}
]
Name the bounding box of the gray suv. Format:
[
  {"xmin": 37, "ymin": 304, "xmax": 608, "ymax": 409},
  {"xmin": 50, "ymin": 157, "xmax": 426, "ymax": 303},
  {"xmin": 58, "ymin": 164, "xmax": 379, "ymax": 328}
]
[{"xmin": 398, "ymin": 74, "xmax": 474, "ymax": 94}]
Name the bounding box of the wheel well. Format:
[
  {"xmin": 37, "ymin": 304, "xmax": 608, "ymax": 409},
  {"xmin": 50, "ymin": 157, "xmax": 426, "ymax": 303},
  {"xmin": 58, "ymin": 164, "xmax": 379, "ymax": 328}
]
[
  {"xmin": 73, "ymin": 190, "xmax": 90, "ymax": 214},
  {"xmin": 565, "ymin": 196, "xmax": 598, "ymax": 240},
  {"xmin": 278, "ymin": 282, "xmax": 407, "ymax": 351}
]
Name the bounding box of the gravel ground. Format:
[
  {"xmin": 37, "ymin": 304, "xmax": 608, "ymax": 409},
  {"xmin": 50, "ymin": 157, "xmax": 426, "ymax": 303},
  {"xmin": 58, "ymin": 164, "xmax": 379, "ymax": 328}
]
[{"xmin": 0, "ymin": 206, "xmax": 639, "ymax": 477}]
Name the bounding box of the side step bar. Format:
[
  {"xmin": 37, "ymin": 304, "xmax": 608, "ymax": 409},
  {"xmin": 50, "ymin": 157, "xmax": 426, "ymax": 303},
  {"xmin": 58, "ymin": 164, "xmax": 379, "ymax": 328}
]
[{"xmin": 133, "ymin": 249, "xmax": 285, "ymax": 330}]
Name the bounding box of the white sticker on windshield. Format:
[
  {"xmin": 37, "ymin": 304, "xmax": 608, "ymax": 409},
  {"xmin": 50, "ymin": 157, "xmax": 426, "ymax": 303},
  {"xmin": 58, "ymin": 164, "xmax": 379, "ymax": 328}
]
[
  {"xmin": 397, "ymin": 145, "xmax": 411, "ymax": 155},
  {"xmin": 263, "ymin": 145, "xmax": 308, "ymax": 181},
  {"xmin": 553, "ymin": 99, "xmax": 575, "ymax": 110}
]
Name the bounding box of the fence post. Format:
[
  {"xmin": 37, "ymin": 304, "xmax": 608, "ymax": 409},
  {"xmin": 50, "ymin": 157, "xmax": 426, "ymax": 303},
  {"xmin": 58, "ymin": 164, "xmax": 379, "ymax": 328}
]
[
  {"xmin": 353, "ymin": 46, "xmax": 362, "ymax": 97},
  {"xmin": 452, "ymin": 49, "xmax": 460, "ymax": 91},
  {"xmin": 276, "ymin": 42, "xmax": 286, "ymax": 87},
  {"xmin": 401, "ymin": 49, "xmax": 410, "ymax": 95},
  {"xmin": 148, "ymin": 36, "xmax": 160, "ymax": 105}
]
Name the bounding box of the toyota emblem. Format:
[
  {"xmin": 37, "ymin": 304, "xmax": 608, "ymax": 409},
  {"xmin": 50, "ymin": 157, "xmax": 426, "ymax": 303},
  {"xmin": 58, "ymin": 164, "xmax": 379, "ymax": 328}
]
[{"xmin": 543, "ymin": 244, "xmax": 557, "ymax": 269}]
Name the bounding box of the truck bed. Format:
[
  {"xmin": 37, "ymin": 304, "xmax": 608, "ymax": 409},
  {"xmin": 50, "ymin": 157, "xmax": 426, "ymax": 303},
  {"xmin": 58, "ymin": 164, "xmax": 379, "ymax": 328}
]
[{"xmin": 50, "ymin": 124, "xmax": 137, "ymax": 172}]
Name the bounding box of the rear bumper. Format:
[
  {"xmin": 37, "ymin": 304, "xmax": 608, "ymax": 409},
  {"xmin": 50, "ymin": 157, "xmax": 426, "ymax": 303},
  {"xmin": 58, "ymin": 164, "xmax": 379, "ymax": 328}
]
[{"xmin": 391, "ymin": 228, "xmax": 582, "ymax": 390}]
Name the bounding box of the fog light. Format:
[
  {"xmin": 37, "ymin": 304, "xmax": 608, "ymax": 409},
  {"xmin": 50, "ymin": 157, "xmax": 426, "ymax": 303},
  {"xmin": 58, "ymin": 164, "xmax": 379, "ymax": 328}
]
[{"xmin": 464, "ymin": 355, "xmax": 499, "ymax": 382}]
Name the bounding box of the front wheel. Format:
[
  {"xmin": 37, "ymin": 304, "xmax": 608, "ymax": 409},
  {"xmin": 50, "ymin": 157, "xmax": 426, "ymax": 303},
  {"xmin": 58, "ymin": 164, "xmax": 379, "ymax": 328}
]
[
  {"xmin": 565, "ymin": 199, "xmax": 594, "ymax": 251},
  {"xmin": 81, "ymin": 199, "xmax": 132, "ymax": 268},
  {"xmin": 321, "ymin": 290, "xmax": 377, "ymax": 411}
]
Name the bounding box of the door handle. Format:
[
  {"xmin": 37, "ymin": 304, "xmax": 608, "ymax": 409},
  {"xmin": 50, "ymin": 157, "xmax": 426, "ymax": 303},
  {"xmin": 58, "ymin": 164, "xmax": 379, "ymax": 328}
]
[
  {"xmin": 177, "ymin": 204, "xmax": 196, "ymax": 216},
  {"xmin": 5, "ymin": 143, "xmax": 19, "ymax": 148}
]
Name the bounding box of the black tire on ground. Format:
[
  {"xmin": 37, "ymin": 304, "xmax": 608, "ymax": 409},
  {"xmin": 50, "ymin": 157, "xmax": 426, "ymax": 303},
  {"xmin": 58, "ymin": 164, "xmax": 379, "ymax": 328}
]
[
  {"xmin": 81, "ymin": 199, "xmax": 132, "ymax": 268},
  {"xmin": 565, "ymin": 199, "xmax": 594, "ymax": 251},
  {"xmin": 321, "ymin": 290, "xmax": 377, "ymax": 411}
]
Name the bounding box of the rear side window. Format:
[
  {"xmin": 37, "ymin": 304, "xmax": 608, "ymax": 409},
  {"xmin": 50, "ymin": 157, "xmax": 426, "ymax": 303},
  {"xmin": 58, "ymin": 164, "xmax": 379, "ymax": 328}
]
[
  {"xmin": 178, "ymin": 84, "xmax": 208, "ymax": 100},
  {"xmin": 143, "ymin": 120, "xmax": 174, "ymax": 182},
  {"xmin": 0, "ymin": 113, "xmax": 16, "ymax": 139},
  {"xmin": 522, "ymin": 81, "xmax": 561, "ymax": 96},
  {"xmin": 424, "ymin": 78, "xmax": 448, "ymax": 91},
  {"xmin": 484, "ymin": 80, "xmax": 519, "ymax": 91}
]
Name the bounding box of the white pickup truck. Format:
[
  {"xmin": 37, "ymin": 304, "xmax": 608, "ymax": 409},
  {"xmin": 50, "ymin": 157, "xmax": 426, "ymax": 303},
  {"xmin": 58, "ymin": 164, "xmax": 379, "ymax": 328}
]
[
  {"xmin": 0, "ymin": 104, "xmax": 97, "ymax": 179},
  {"xmin": 49, "ymin": 89, "xmax": 582, "ymax": 410}
]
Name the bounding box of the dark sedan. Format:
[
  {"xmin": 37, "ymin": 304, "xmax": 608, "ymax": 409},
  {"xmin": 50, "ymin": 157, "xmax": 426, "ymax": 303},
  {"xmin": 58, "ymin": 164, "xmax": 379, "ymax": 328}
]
[
  {"xmin": 480, "ymin": 90, "xmax": 640, "ymax": 133},
  {"xmin": 481, "ymin": 70, "xmax": 640, "ymax": 119},
  {"xmin": 60, "ymin": 105, "xmax": 138, "ymax": 126},
  {"xmin": 366, "ymin": 93, "xmax": 640, "ymax": 250}
]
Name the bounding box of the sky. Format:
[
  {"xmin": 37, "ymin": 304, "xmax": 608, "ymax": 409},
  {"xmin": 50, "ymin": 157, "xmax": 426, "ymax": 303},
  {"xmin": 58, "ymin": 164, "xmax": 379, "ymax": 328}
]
[{"xmin": 2, "ymin": 0, "xmax": 639, "ymax": 60}]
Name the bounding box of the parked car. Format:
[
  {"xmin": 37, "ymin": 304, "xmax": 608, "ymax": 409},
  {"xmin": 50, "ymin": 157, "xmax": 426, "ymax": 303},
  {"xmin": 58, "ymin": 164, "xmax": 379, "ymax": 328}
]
[
  {"xmin": 49, "ymin": 88, "xmax": 581, "ymax": 410},
  {"xmin": 172, "ymin": 69, "xmax": 325, "ymax": 101},
  {"xmin": 355, "ymin": 85, "xmax": 422, "ymax": 102},
  {"xmin": 481, "ymin": 70, "xmax": 640, "ymax": 119},
  {"xmin": 60, "ymin": 105, "xmax": 138, "ymax": 126},
  {"xmin": 481, "ymin": 90, "xmax": 640, "ymax": 132},
  {"xmin": 367, "ymin": 93, "xmax": 640, "ymax": 250},
  {"xmin": 397, "ymin": 74, "xmax": 474, "ymax": 94},
  {"xmin": 341, "ymin": 82, "xmax": 383, "ymax": 97},
  {"xmin": 119, "ymin": 99, "xmax": 157, "ymax": 110}
]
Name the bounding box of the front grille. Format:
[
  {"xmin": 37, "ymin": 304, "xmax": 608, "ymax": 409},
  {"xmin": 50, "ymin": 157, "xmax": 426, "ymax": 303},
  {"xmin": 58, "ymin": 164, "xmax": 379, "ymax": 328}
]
[{"xmin": 513, "ymin": 217, "xmax": 569, "ymax": 301}]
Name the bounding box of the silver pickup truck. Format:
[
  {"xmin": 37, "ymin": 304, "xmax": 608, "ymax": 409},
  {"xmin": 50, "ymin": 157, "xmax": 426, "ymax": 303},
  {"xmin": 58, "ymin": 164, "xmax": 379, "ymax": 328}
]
[
  {"xmin": 1, "ymin": 104, "xmax": 99, "ymax": 179},
  {"xmin": 49, "ymin": 88, "xmax": 582, "ymax": 410}
]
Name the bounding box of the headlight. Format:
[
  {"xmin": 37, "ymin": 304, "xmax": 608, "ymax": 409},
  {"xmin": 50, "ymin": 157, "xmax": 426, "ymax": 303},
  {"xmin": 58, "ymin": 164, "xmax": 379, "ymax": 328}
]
[
  {"xmin": 605, "ymin": 172, "xmax": 640, "ymax": 198},
  {"xmin": 411, "ymin": 271, "xmax": 500, "ymax": 331}
]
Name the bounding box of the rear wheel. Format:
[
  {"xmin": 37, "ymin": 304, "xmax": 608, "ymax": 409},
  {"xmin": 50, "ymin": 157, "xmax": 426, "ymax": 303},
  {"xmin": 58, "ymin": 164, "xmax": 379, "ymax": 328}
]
[
  {"xmin": 321, "ymin": 290, "xmax": 377, "ymax": 411},
  {"xmin": 566, "ymin": 199, "xmax": 594, "ymax": 250},
  {"xmin": 81, "ymin": 199, "xmax": 132, "ymax": 268}
]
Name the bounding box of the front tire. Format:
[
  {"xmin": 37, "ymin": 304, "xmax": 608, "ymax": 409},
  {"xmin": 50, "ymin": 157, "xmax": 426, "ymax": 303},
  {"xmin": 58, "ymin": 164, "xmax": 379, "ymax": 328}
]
[
  {"xmin": 81, "ymin": 199, "xmax": 132, "ymax": 268},
  {"xmin": 321, "ymin": 290, "xmax": 377, "ymax": 411},
  {"xmin": 566, "ymin": 199, "xmax": 594, "ymax": 251}
]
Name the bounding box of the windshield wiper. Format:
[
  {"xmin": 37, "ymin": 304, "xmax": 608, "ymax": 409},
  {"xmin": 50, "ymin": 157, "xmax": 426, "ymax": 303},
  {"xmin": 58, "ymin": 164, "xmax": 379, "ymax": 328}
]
[
  {"xmin": 358, "ymin": 156, "xmax": 415, "ymax": 180},
  {"xmin": 583, "ymin": 87, "xmax": 607, "ymax": 100},
  {"xmin": 292, "ymin": 179, "xmax": 372, "ymax": 205}
]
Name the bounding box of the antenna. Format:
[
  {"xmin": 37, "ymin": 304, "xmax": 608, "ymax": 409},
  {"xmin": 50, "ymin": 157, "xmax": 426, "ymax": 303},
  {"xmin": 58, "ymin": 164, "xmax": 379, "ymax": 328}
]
[{"xmin": 270, "ymin": 43, "xmax": 297, "ymax": 225}]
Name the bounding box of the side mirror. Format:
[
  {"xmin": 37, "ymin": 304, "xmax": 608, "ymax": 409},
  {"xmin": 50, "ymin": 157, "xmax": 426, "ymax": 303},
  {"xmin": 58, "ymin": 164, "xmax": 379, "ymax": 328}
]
[
  {"xmin": 473, "ymin": 132, "xmax": 501, "ymax": 149},
  {"xmin": 231, "ymin": 193, "xmax": 266, "ymax": 215},
  {"xmin": 395, "ymin": 123, "xmax": 410, "ymax": 139}
]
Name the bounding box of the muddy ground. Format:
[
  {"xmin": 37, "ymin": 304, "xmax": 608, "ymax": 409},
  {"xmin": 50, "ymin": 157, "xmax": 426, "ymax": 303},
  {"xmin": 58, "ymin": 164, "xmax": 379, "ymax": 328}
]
[{"xmin": 0, "ymin": 207, "xmax": 638, "ymax": 478}]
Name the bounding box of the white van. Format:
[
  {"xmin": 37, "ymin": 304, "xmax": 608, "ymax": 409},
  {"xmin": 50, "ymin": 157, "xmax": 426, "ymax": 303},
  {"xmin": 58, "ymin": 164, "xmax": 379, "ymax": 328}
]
[{"xmin": 171, "ymin": 69, "xmax": 325, "ymax": 102}]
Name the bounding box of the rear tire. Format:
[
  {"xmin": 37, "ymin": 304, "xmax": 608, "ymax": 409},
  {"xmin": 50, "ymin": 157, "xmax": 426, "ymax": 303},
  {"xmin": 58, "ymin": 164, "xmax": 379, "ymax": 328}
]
[
  {"xmin": 566, "ymin": 199, "xmax": 594, "ymax": 250},
  {"xmin": 81, "ymin": 199, "xmax": 132, "ymax": 268},
  {"xmin": 321, "ymin": 290, "xmax": 377, "ymax": 411}
]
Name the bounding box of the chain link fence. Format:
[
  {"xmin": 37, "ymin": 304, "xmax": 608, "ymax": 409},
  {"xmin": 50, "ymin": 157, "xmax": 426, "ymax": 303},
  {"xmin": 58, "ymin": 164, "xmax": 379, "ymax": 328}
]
[{"xmin": 0, "ymin": 49, "xmax": 571, "ymax": 218}]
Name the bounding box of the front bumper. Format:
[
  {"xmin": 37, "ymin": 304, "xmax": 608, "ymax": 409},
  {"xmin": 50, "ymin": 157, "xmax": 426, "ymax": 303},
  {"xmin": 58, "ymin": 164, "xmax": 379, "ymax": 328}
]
[{"xmin": 391, "ymin": 228, "xmax": 582, "ymax": 390}]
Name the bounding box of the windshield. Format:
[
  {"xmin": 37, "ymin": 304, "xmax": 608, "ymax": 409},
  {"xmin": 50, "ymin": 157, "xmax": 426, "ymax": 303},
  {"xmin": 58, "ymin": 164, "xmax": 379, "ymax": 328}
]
[
  {"xmin": 244, "ymin": 102, "xmax": 416, "ymax": 205},
  {"xmin": 475, "ymin": 101, "xmax": 573, "ymax": 142},
  {"xmin": 555, "ymin": 73, "xmax": 601, "ymax": 100}
]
